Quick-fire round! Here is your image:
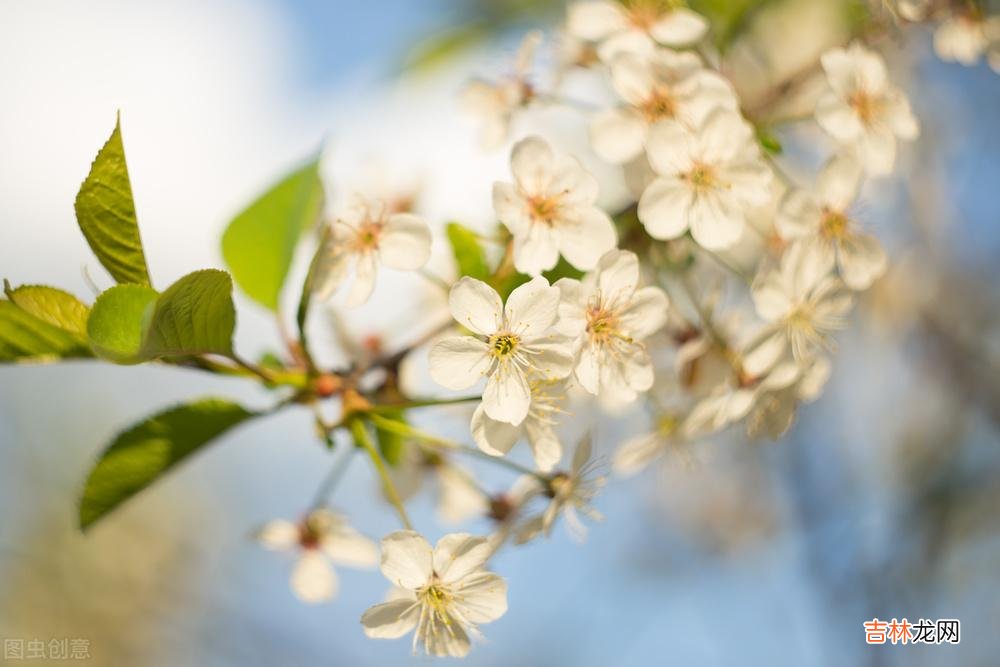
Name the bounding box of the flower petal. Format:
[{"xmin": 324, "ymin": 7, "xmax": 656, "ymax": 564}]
[
  {"xmin": 638, "ymin": 177, "xmax": 693, "ymax": 240},
  {"xmin": 256, "ymin": 519, "xmax": 298, "ymax": 550},
  {"xmin": 471, "ymin": 402, "xmax": 522, "ymax": 456},
  {"xmin": 650, "ymin": 8, "xmax": 708, "ymax": 46},
  {"xmin": 361, "ymin": 599, "xmax": 421, "ymax": 639},
  {"xmin": 345, "ymin": 252, "xmax": 378, "ymax": 307},
  {"xmin": 618, "ymin": 286, "xmax": 669, "ymax": 340},
  {"xmin": 511, "ymin": 135, "xmax": 555, "ymax": 194},
  {"xmin": 449, "ymin": 277, "xmax": 503, "ymax": 335},
  {"xmin": 817, "ymin": 154, "xmax": 862, "ymax": 210},
  {"xmin": 590, "ymin": 108, "xmax": 647, "ymax": 164},
  {"xmin": 525, "ymin": 418, "xmax": 562, "ymax": 472},
  {"xmin": 428, "ymin": 336, "xmax": 492, "ymax": 390},
  {"xmin": 452, "ymin": 571, "xmax": 508, "ymax": 623},
  {"xmin": 483, "ymin": 363, "xmax": 531, "ymax": 424},
  {"xmin": 689, "ymin": 191, "xmax": 743, "ymax": 250},
  {"xmin": 567, "ymin": 0, "xmax": 627, "ymax": 41},
  {"xmin": 291, "ymin": 551, "xmax": 337, "ymax": 603},
  {"xmin": 493, "ymin": 181, "xmax": 530, "ymax": 236},
  {"xmin": 512, "ymin": 222, "xmax": 560, "ymax": 275},
  {"xmin": 613, "ymin": 432, "xmax": 661, "ymax": 477},
  {"xmin": 433, "ymin": 533, "xmax": 491, "ymax": 583},
  {"xmin": 558, "ymin": 206, "xmax": 618, "ymax": 271},
  {"xmin": 837, "ymin": 232, "xmax": 886, "ymax": 290},
  {"xmin": 379, "ymin": 530, "xmax": 433, "ymax": 589},
  {"xmin": 379, "ymin": 213, "xmax": 431, "ymax": 270},
  {"xmin": 504, "ymin": 275, "xmax": 560, "ymax": 335},
  {"xmin": 323, "ymin": 526, "xmax": 378, "ymax": 569}
]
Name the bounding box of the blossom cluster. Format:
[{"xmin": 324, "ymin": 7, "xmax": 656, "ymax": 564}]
[{"xmin": 253, "ymin": 0, "xmax": 936, "ymax": 658}]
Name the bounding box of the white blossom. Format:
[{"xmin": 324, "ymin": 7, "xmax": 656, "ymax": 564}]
[
  {"xmin": 746, "ymin": 355, "xmax": 831, "ymax": 439},
  {"xmin": 776, "ymin": 154, "xmax": 887, "ymax": 290},
  {"xmin": 590, "ymin": 49, "xmax": 739, "ymax": 164},
  {"xmin": 933, "ymin": 13, "xmax": 1000, "ymax": 66},
  {"xmin": 518, "ymin": 437, "xmax": 606, "ymax": 542},
  {"xmin": 429, "ymin": 276, "xmax": 573, "ymax": 425},
  {"xmin": 750, "ymin": 241, "xmax": 854, "ymax": 363},
  {"xmin": 567, "ymin": 0, "xmax": 708, "ymax": 61},
  {"xmin": 493, "ymin": 136, "xmax": 617, "ymax": 275},
  {"xmin": 556, "ymin": 249, "xmax": 670, "ymax": 402},
  {"xmin": 361, "ymin": 531, "xmax": 508, "ymax": 658},
  {"xmin": 462, "ymin": 31, "xmax": 541, "ymax": 149},
  {"xmin": 314, "ymin": 197, "xmax": 431, "ymax": 307},
  {"xmin": 257, "ymin": 509, "xmax": 378, "ymax": 603},
  {"xmin": 471, "ymin": 376, "xmax": 568, "ymax": 472},
  {"xmin": 815, "ymin": 43, "xmax": 919, "ymax": 176},
  {"xmin": 388, "ymin": 448, "xmax": 488, "ymax": 525},
  {"xmin": 613, "ymin": 411, "xmax": 691, "ymax": 476},
  {"xmin": 638, "ymin": 109, "xmax": 773, "ymax": 250}
]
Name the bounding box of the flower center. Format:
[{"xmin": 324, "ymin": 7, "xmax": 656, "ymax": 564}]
[
  {"xmin": 684, "ymin": 163, "xmax": 717, "ymax": 190},
  {"xmin": 489, "ymin": 333, "xmax": 521, "ymax": 359},
  {"xmin": 820, "ymin": 209, "xmax": 851, "ymax": 239},
  {"xmin": 848, "ymin": 90, "xmax": 882, "ymax": 125},
  {"xmin": 548, "ymin": 472, "xmax": 572, "ymax": 499},
  {"xmin": 586, "ymin": 305, "xmax": 624, "ymax": 344},
  {"xmin": 640, "ymin": 88, "xmax": 677, "ymax": 122},
  {"xmin": 527, "ymin": 194, "xmax": 561, "ymax": 225},
  {"xmin": 656, "ymin": 414, "xmax": 680, "ymax": 436},
  {"xmin": 353, "ymin": 218, "xmax": 383, "ymax": 251},
  {"xmin": 419, "ymin": 579, "xmax": 454, "ymax": 616}
]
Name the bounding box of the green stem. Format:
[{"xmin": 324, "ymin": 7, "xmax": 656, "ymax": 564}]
[
  {"xmin": 350, "ymin": 418, "xmax": 413, "ymax": 530},
  {"xmin": 310, "ymin": 446, "xmax": 356, "ymax": 509},
  {"xmin": 295, "ymin": 226, "xmax": 330, "ymax": 376},
  {"xmin": 365, "ymin": 395, "xmax": 482, "ymax": 413}
]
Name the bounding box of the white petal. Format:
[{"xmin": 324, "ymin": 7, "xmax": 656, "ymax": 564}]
[
  {"xmin": 452, "ymin": 571, "xmax": 508, "ymax": 623},
  {"xmin": 449, "ymin": 277, "xmax": 502, "ymax": 335},
  {"xmin": 820, "ymin": 46, "xmax": 860, "ymax": 97},
  {"xmin": 590, "ymin": 108, "xmax": 647, "ymax": 164},
  {"xmin": 815, "ymin": 93, "xmax": 862, "ymax": 142},
  {"xmin": 525, "ymin": 419, "xmax": 562, "ymax": 472},
  {"xmin": 420, "ymin": 614, "xmax": 471, "ymax": 657},
  {"xmin": 483, "ymin": 363, "xmax": 531, "ymax": 424},
  {"xmin": 379, "ymin": 213, "xmax": 431, "ymax": 271},
  {"xmin": 291, "ymin": 551, "xmax": 337, "ymax": 603},
  {"xmin": 313, "ymin": 248, "xmax": 351, "ymax": 300},
  {"xmin": 572, "ymin": 435, "xmax": 593, "ymax": 473},
  {"xmin": 428, "ymin": 336, "xmax": 492, "ymax": 390},
  {"xmin": 596, "ymin": 248, "xmax": 640, "ymax": 299},
  {"xmin": 493, "ymin": 181, "xmax": 530, "ymax": 236},
  {"xmin": 609, "ymin": 53, "xmax": 654, "ymax": 105},
  {"xmin": 567, "ymin": 0, "xmax": 627, "ymax": 41},
  {"xmin": 504, "ymin": 275, "xmax": 560, "ymax": 335},
  {"xmin": 345, "ymin": 252, "xmax": 378, "ymax": 307},
  {"xmin": 512, "ymin": 222, "xmax": 560, "ymax": 275},
  {"xmin": 885, "ymin": 93, "xmax": 919, "ymax": 141},
  {"xmin": 689, "ymin": 191, "xmax": 743, "ymax": 250},
  {"xmin": 742, "ymin": 329, "xmax": 788, "ymax": 377},
  {"xmin": 526, "ymin": 337, "xmax": 576, "ymax": 379},
  {"xmin": 646, "ymin": 119, "xmax": 695, "ymax": 175},
  {"xmin": 837, "ymin": 232, "xmax": 886, "ymax": 290},
  {"xmin": 752, "ymin": 274, "xmax": 793, "ymax": 321},
  {"xmin": 817, "ymin": 154, "xmax": 862, "ymax": 210},
  {"xmin": 597, "ymin": 29, "xmax": 655, "ymax": 61},
  {"xmin": 638, "ymin": 177, "xmax": 693, "ymax": 240},
  {"xmin": 618, "ymin": 286, "xmax": 669, "ymax": 340},
  {"xmin": 361, "ymin": 599, "xmax": 420, "ymax": 639},
  {"xmin": 511, "ymin": 135, "xmax": 555, "ymax": 194},
  {"xmin": 433, "ymin": 533, "xmax": 491, "ymax": 583},
  {"xmin": 558, "ymin": 206, "xmax": 618, "ymax": 271},
  {"xmin": 256, "ymin": 519, "xmax": 298, "ymax": 550},
  {"xmin": 323, "ymin": 527, "xmax": 379, "ymax": 569},
  {"xmin": 471, "ymin": 402, "xmax": 522, "ymax": 456},
  {"xmin": 776, "ymin": 189, "xmax": 822, "ymax": 240},
  {"xmin": 379, "ymin": 530, "xmax": 433, "ymax": 589},
  {"xmin": 613, "ymin": 433, "xmax": 661, "ymax": 476},
  {"xmin": 649, "ymin": 8, "xmax": 708, "ymax": 45},
  {"xmin": 857, "ymin": 126, "xmax": 897, "ymax": 176},
  {"xmin": 437, "ymin": 465, "xmax": 489, "ymax": 524}
]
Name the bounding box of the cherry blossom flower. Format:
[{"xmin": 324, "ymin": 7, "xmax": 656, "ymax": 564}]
[
  {"xmin": 429, "ymin": 276, "xmax": 573, "ymax": 425},
  {"xmin": 613, "ymin": 411, "xmax": 691, "ymax": 476},
  {"xmin": 590, "ymin": 49, "xmax": 738, "ymax": 164},
  {"xmin": 493, "ymin": 136, "xmax": 617, "ymax": 275},
  {"xmin": 471, "ymin": 376, "xmax": 568, "ymax": 472},
  {"xmin": 555, "ymin": 249, "xmax": 670, "ymax": 402},
  {"xmin": 314, "ymin": 197, "xmax": 432, "ymax": 307},
  {"xmin": 746, "ymin": 355, "xmax": 831, "ymax": 439},
  {"xmin": 815, "ymin": 43, "xmax": 919, "ymax": 176},
  {"xmin": 256, "ymin": 509, "xmax": 378, "ymax": 603},
  {"xmin": 485, "ymin": 475, "xmax": 546, "ymax": 554},
  {"xmin": 638, "ymin": 109, "xmax": 773, "ymax": 250},
  {"xmin": 776, "ymin": 154, "xmax": 887, "ymax": 290},
  {"xmin": 462, "ymin": 31, "xmax": 541, "ymax": 149},
  {"xmin": 388, "ymin": 448, "xmax": 488, "ymax": 525},
  {"xmin": 750, "ymin": 241, "xmax": 854, "ymax": 363},
  {"xmin": 567, "ymin": 0, "xmax": 709, "ymax": 61},
  {"xmin": 933, "ymin": 13, "xmax": 1000, "ymax": 66},
  {"xmin": 361, "ymin": 531, "xmax": 508, "ymax": 657},
  {"xmin": 518, "ymin": 437, "xmax": 606, "ymax": 542}
]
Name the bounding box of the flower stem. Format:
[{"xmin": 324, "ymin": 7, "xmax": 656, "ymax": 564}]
[
  {"xmin": 365, "ymin": 395, "xmax": 482, "ymax": 413},
  {"xmin": 350, "ymin": 418, "xmax": 413, "ymax": 530},
  {"xmin": 310, "ymin": 446, "xmax": 356, "ymax": 509}
]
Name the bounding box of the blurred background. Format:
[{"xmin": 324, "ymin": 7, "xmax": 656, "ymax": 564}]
[{"xmin": 1, "ymin": 0, "xmax": 998, "ymax": 665}]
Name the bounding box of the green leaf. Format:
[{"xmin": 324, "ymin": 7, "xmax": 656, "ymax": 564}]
[
  {"xmin": 74, "ymin": 115, "xmax": 151, "ymax": 286},
  {"xmin": 0, "ymin": 300, "xmax": 93, "ymax": 363},
  {"xmin": 755, "ymin": 126, "xmax": 783, "ymax": 155},
  {"xmin": 86, "ymin": 270, "xmax": 237, "ymax": 363},
  {"xmin": 140, "ymin": 269, "xmax": 235, "ymax": 358},
  {"xmin": 542, "ymin": 256, "xmax": 585, "ymax": 284},
  {"xmin": 374, "ymin": 408, "xmax": 407, "ymax": 466},
  {"xmin": 78, "ymin": 398, "xmax": 256, "ymax": 530},
  {"xmin": 221, "ymin": 157, "xmax": 324, "ymax": 311},
  {"xmin": 3, "ymin": 282, "xmax": 90, "ymax": 335},
  {"xmin": 86, "ymin": 284, "xmax": 159, "ymax": 363},
  {"xmin": 403, "ymin": 22, "xmax": 489, "ymax": 73},
  {"xmin": 446, "ymin": 222, "xmax": 491, "ymax": 281}
]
